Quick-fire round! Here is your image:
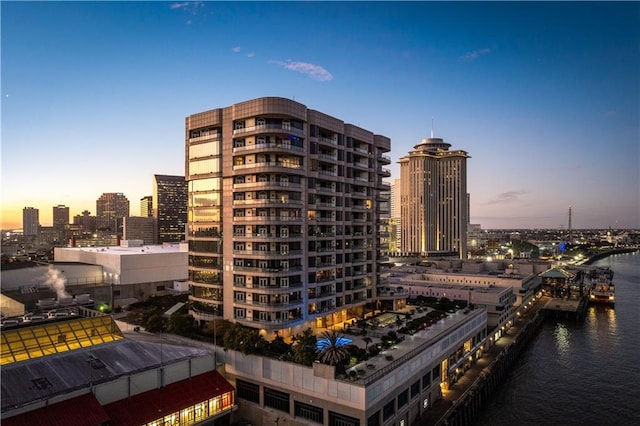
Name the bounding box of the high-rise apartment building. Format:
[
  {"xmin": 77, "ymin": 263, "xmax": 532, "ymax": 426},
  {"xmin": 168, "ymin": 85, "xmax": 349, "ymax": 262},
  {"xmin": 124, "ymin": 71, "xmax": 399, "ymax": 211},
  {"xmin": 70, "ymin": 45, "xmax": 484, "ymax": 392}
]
[
  {"xmin": 185, "ymin": 97, "xmax": 391, "ymax": 333},
  {"xmin": 399, "ymin": 135, "xmax": 469, "ymax": 259},
  {"xmin": 53, "ymin": 205, "xmax": 69, "ymax": 229},
  {"xmin": 153, "ymin": 175, "xmax": 187, "ymax": 243},
  {"xmin": 22, "ymin": 207, "xmax": 39, "ymax": 236},
  {"xmin": 140, "ymin": 196, "xmax": 153, "ymax": 217},
  {"xmin": 96, "ymin": 193, "xmax": 130, "ymax": 233}
]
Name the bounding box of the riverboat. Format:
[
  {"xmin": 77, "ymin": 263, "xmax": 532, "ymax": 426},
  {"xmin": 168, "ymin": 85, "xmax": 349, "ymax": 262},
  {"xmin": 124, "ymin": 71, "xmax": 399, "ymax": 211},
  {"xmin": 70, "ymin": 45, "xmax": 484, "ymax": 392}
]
[{"xmin": 589, "ymin": 268, "xmax": 615, "ymax": 305}]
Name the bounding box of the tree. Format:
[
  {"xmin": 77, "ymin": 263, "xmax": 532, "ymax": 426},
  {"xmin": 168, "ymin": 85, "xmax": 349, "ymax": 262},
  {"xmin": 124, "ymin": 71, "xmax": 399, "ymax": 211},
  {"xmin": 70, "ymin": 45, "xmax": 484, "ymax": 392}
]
[
  {"xmin": 167, "ymin": 313, "xmax": 194, "ymax": 336},
  {"xmin": 223, "ymin": 324, "xmax": 267, "ymax": 355},
  {"xmin": 292, "ymin": 328, "xmax": 317, "ymax": 366},
  {"xmin": 317, "ymin": 330, "xmax": 350, "ymax": 366}
]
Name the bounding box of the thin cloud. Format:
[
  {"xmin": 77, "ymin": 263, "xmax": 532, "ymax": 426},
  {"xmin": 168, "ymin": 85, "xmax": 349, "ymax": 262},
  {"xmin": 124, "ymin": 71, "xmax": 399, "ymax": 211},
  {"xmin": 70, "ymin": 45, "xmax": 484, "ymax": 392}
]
[
  {"xmin": 460, "ymin": 47, "xmax": 492, "ymax": 62},
  {"xmin": 232, "ymin": 46, "xmax": 241, "ymax": 53},
  {"xmin": 246, "ymin": 52, "xmax": 255, "ymax": 58},
  {"xmin": 170, "ymin": 2, "xmax": 204, "ymax": 13},
  {"xmin": 271, "ymin": 60, "xmax": 333, "ymax": 81},
  {"xmin": 484, "ymin": 190, "xmax": 528, "ymax": 205}
]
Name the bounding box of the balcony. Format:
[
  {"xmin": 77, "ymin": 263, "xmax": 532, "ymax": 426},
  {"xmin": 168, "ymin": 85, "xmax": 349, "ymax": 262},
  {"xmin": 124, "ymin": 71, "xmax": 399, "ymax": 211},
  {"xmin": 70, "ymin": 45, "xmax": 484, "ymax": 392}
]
[
  {"xmin": 232, "ymin": 123, "xmax": 304, "ymax": 136},
  {"xmin": 233, "ymin": 265, "xmax": 303, "ymax": 275},
  {"xmin": 232, "ymin": 249, "xmax": 303, "ymax": 258},
  {"xmin": 233, "ymin": 180, "xmax": 302, "ymax": 190},
  {"xmin": 318, "ymin": 136, "xmax": 338, "ymax": 146},
  {"xmin": 233, "ymin": 298, "xmax": 304, "ymax": 309},
  {"xmin": 378, "ymin": 153, "xmax": 391, "ymax": 164},
  {"xmin": 233, "ymin": 161, "xmax": 305, "ymax": 175},
  {"xmin": 232, "ymin": 215, "xmax": 303, "ymax": 223},
  {"xmin": 233, "ymin": 142, "xmax": 305, "ymax": 154},
  {"xmin": 188, "ymin": 133, "xmax": 221, "ymax": 143},
  {"xmin": 232, "ymin": 232, "xmax": 303, "ymax": 240},
  {"xmin": 378, "ymin": 167, "xmax": 391, "ymax": 177},
  {"xmin": 233, "ymin": 198, "xmax": 303, "ymax": 207},
  {"xmin": 234, "ymin": 316, "xmax": 304, "ymax": 331}
]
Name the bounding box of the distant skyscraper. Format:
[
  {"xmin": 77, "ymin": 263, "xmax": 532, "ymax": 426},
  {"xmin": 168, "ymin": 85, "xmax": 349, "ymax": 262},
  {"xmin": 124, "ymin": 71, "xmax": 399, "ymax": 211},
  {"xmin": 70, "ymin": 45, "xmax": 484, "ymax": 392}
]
[
  {"xmin": 22, "ymin": 207, "xmax": 39, "ymax": 236},
  {"xmin": 399, "ymin": 134, "xmax": 469, "ymax": 259},
  {"xmin": 96, "ymin": 193, "xmax": 129, "ymax": 233},
  {"xmin": 123, "ymin": 216, "xmax": 157, "ymax": 244},
  {"xmin": 73, "ymin": 210, "xmax": 96, "ymax": 233},
  {"xmin": 153, "ymin": 175, "xmax": 187, "ymax": 243},
  {"xmin": 53, "ymin": 205, "xmax": 70, "ymax": 229},
  {"xmin": 185, "ymin": 97, "xmax": 391, "ymax": 332},
  {"xmin": 140, "ymin": 196, "xmax": 153, "ymax": 217}
]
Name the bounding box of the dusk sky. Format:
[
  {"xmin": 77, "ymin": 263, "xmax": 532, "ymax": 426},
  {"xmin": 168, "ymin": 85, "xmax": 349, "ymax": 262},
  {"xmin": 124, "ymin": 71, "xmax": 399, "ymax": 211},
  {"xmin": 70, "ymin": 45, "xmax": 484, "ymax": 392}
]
[{"xmin": 2, "ymin": 1, "xmax": 638, "ymax": 230}]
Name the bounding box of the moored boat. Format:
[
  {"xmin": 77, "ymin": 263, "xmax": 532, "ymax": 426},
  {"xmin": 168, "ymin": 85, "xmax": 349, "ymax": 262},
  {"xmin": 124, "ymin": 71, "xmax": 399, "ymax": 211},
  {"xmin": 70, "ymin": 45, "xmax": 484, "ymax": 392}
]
[{"xmin": 589, "ymin": 268, "xmax": 615, "ymax": 305}]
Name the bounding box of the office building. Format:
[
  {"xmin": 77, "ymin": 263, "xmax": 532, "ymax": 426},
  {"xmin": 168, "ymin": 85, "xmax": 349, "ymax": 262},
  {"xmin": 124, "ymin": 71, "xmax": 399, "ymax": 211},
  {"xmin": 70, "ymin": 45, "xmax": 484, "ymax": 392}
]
[
  {"xmin": 96, "ymin": 193, "xmax": 129, "ymax": 233},
  {"xmin": 185, "ymin": 97, "xmax": 391, "ymax": 334},
  {"xmin": 52, "ymin": 205, "xmax": 69, "ymax": 229},
  {"xmin": 399, "ymin": 135, "xmax": 469, "ymax": 259},
  {"xmin": 73, "ymin": 210, "xmax": 97, "ymax": 234},
  {"xmin": 123, "ymin": 216, "xmax": 157, "ymax": 245},
  {"xmin": 153, "ymin": 175, "xmax": 187, "ymax": 243},
  {"xmin": 22, "ymin": 207, "xmax": 39, "ymax": 236},
  {"xmin": 140, "ymin": 195, "xmax": 153, "ymax": 217}
]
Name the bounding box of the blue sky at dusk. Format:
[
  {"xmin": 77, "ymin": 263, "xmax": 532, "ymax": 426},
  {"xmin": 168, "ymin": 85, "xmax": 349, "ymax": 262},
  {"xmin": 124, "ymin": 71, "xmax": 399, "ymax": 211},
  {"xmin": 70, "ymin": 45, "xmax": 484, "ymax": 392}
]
[{"xmin": 2, "ymin": 1, "xmax": 638, "ymax": 229}]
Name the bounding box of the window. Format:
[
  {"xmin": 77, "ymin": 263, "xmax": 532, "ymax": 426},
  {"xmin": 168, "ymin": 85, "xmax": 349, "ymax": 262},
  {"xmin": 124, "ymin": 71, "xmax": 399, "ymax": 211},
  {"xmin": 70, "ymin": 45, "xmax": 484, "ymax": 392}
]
[
  {"xmin": 411, "ymin": 380, "xmax": 421, "ymax": 398},
  {"xmin": 295, "ymin": 401, "xmax": 323, "ymax": 424},
  {"xmin": 236, "ymin": 379, "xmax": 259, "ymax": 403},
  {"xmin": 382, "ymin": 400, "xmax": 395, "ymax": 421},
  {"xmin": 264, "ymin": 387, "xmax": 290, "ymax": 413},
  {"xmin": 367, "ymin": 411, "xmax": 380, "ymax": 426},
  {"xmin": 329, "ymin": 411, "xmax": 360, "ymax": 426},
  {"xmin": 397, "ymin": 389, "xmax": 408, "ymax": 408},
  {"xmin": 432, "ymin": 365, "xmax": 440, "ymax": 380}
]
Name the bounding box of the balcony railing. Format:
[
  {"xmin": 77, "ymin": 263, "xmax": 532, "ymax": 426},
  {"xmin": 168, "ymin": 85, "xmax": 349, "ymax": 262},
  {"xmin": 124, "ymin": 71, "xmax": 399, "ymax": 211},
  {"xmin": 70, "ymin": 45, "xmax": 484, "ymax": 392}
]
[
  {"xmin": 233, "ymin": 161, "xmax": 303, "ymax": 171},
  {"xmin": 232, "ymin": 123, "xmax": 304, "ymax": 136},
  {"xmin": 233, "ymin": 142, "xmax": 305, "ymax": 154}
]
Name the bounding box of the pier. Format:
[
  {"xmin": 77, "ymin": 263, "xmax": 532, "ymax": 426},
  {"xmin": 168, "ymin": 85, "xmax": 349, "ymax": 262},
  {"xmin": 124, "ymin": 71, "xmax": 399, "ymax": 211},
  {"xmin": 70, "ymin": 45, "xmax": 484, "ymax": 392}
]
[
  {"xmin": 414, "ymin": 298, "xmax": 546, "ymax": 426},
  {"xmin": 540, "ymin": 295, "xmax": 589, "ymax": 321}
]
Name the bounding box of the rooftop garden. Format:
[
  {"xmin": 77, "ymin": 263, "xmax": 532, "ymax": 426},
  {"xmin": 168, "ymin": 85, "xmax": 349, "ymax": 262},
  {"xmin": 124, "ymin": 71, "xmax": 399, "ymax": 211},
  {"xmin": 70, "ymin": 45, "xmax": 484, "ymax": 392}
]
[{"xmin": 122, "ymin": 295, "xmax": 469, "ymax": 375}]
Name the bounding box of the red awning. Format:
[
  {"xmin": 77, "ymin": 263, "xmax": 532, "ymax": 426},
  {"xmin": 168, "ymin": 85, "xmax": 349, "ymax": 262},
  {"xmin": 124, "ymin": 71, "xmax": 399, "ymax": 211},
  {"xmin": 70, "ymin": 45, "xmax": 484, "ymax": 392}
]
[
  {"xmin": 104, "ymin": 370, "xmax": 234, "ymax": 425},
  {"xmin": 2, "ymin": 393, "xmax": 109, "ymax": 426}
]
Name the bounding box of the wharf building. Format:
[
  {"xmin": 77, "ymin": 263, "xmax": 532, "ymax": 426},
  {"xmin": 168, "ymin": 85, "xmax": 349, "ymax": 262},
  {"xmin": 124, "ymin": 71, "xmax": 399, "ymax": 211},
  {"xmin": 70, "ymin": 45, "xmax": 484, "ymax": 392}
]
[
  {"xmin": 384, "ymin": 259, "xmax": 547, "ymax": 332},
  {"xmin": 398, "ymin": 135, "xmax": 469, "ymax": 259},
  {"xmin": 185, "ymin": 97, "xmax": 392, "ymax": 335},
  {"xmin": 221, "ymin": 307, "xmax": 487, "ymax": 426}
]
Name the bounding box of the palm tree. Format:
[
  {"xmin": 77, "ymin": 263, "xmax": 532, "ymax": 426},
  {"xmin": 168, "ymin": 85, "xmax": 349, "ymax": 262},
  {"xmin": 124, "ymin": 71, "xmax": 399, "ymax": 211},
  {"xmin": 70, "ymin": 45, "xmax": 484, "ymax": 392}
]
[{"xmin": 317, "ymin": 330, "xmax": 350, "ymax": 366}]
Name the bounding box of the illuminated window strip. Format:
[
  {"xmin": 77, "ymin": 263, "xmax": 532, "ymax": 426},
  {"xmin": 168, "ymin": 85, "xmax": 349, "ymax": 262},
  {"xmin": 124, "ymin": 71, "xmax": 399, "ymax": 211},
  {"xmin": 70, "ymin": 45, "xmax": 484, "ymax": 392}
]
[{"xmin": 143, "ymin": 391, "xmax": 235, "ymax": 426}]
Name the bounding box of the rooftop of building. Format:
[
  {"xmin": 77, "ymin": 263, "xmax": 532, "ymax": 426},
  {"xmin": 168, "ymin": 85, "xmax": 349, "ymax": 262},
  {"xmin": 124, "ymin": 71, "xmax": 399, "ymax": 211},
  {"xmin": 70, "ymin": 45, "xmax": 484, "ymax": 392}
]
[
  {"xmin": 1, "ymin": 310, "xmax": 214, "ymax": 413},
  {"xmin": 57, "ymin": 241, "xmax": 187, "ymax": 256}
]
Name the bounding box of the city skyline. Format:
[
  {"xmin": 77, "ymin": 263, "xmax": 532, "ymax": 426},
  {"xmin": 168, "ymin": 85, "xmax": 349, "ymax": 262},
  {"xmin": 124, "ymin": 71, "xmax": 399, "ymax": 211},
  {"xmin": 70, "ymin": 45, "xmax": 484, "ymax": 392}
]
[{"xmin": 2, "ymin": 1, "xmax": 638, "ymax": 230}]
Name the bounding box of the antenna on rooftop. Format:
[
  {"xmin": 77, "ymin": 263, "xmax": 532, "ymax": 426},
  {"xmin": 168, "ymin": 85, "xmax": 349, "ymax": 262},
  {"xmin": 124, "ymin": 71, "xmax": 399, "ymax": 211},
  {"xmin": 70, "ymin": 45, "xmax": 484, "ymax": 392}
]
[{"xmin": 431, "ymin": 117, "xmax": 434, "ymax": 138}]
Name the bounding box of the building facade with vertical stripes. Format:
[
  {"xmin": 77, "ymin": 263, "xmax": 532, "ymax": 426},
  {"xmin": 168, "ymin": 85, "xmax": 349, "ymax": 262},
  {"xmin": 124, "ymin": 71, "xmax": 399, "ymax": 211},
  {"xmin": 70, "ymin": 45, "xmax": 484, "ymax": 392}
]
[{"xmin": 399, "ymin": 136, "xmax": 469, "ymax": 259}]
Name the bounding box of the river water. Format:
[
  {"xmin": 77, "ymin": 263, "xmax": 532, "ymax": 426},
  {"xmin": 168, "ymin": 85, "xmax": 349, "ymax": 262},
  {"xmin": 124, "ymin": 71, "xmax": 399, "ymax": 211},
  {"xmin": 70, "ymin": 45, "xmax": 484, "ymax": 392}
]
[{"xmin": 474, "ymin": 251, "xmax": 640, "ymax": 425}]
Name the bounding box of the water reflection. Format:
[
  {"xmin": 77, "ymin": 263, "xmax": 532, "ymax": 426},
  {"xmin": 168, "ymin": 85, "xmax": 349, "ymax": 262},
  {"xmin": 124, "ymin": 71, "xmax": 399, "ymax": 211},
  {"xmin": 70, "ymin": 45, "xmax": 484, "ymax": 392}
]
[{"xmin": 554, "ymin": 323, "xmax": 570, "ymax": 360}]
